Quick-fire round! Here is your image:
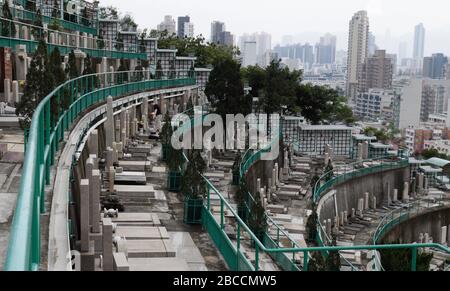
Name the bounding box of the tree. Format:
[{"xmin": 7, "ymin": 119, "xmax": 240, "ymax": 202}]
[
  {"xmin": 160, "ymin": 113, "xmax": 173, "ymax": 145},
  {"xmin": 32, "ymin": 9, "xmax": 44, "ymax": 40},
  {"xmin": 247, "ymin": 192, "xmax": 268, "ymax": 240},
  {"xmin": 156, "ymin": 60, "xmax": 163, "ymax": 80},
  {"xmin": 308, "ymin": 252, "xmax": 326, "ymax": 272},
  {"xmin": 241, "ymin": 65, "xmax": 266, "ymax": 97},
  {"xmin": 66, "ymin": 50, "xmax": 79, "ymax": 79},
  {"xmin": 325, "ymin": 235, "xmax": 341, "ymax": 271},
  {"xmin": 48, "ymin": 47, "xmax": 65, "ymax": 121},
  {"xmin": 305, "ymin": 206, "xmax": 318, "ymax": 243},
  {"xmin": 380, "ymin": 240, "xmax": 434, "ymax": 271},
  {"xmin": 99, "ymin": 6, "xmax": 119, "ymax": 20},
  {"xmin": 97, "ymin": 32, "xmax": 105, "ymax": 49},
  {"xmin": 15, "ymin": 40, "xmax": 52, "ymax": 129},
  {"xmin": 263, "ymin": 60, "xmax": 301, "ymax": 114},
  {"xmin": 1, "ymin": 0, "xmax": 16, "ymax": 37},
  {"xmin": 421, "ymin": 148, "xmax": 449, "ymax": 160},
  {"xmin": 205, "ymin": 58, "xmax": 251, "ymax": 120},
  {"xmin": 363, "ymin": 127, "xmax": 390, "ymax": 143},
  {"xmin": 181, "ymin": 150, "xmax": 207, "ymax": 199},
  {"xmin": 235, "ymin": 178, "xmax": 249, "ymax": 214}
]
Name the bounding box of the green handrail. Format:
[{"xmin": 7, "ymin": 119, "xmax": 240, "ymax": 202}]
[
  {"xmin": 0, "ymin": 16, "xmax": 146, "ymax": 59},
  {"xmin": 4, "ymin": 70, "xmax": 196, "ymax": 271}
]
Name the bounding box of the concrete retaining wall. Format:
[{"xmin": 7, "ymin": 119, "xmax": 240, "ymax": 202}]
[
  {"xmin": 381, "ymin": 207, "xmax": 450, "ymax": 244},
  {"xmin": 318, "ymin": 166, "xmax": 410, "ymax": 223}
]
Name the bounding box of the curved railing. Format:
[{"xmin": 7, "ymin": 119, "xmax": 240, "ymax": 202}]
[
  {"xmin": 4, "ymin": 70, "xmax": 196, "ymax": 271},
  {"xmin": 0, "ymin": 17, "xmax": 146, "ymax": 59},
  {"xmin": 371, "ymin": 196, "xmax": 448, "ymax": 271},
  {"xmin": 10, "ymin": 1, "xmax": 98, "ymax": 35},
  {"xmin": 170, "ymin": 112, "xmax": 450, "ymax": 271}
]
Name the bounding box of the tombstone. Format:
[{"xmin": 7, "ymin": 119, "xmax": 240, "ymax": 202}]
[
  {"xmin": 357, "ymin": 198, "xmax": 364, "ymax": 217},
  {"xmin": 326, "ymin": 219, "xmax": 332, "ymax": 237},
  {"xmin": 91, "ymin": 170, "xmax": 101, "ymax": 234},
  {"xmin": 109, "ymin": 167, "xmax": 116, "ymax": 193},
  {"xmin": 334, "ymin": 216, "xmax": 340, "ymax": 232},
  {"xmin": 102, "ymin": 218, "xmax": 113, "ymax": 271},
  {"xmin": 351, "ymin": 208, "xmax": 356, "ymax": 218},
  {"xmin": 106, "ymin": 147, "xmax": 114, "ymax": 170},
  {"xmin": 418, "ymin": 233, "xmax": 424, "ymax": 244},
  {"xmin": 117, "ymin": 142, "xmax": 123, "ymax": 159},
  {"xmin": 393, "ymin": 189, "xmax": 398, "ymax": 202},
  {"xmin": 12, "ymin": 81, "xmax": 19, "ymax": 103},
  {"xmin": 88, "ymin": 130, "xmax": 99, "ymax": 157},
  {"xmin": 441, "ymin": 226, "xmax": 448, "ymax": 245},
  {"xmin": 142, "ymin": 96, "xmax": 149, "ymax": 134},
  {"xmin": 371, "ymin": 196, "xmax": 377, "ymax": 209},
  {"xmin": 268, "ymin": 178, "xmax": 273, "ymax": 189},
  {"xmin": 115, "ymin": 119, "xmax": 121, "ymax": 143},
  {"xmin": 85, "ymin": 158, "xmax": 95, "ymax": 228},
  {"xmin": 80, "ymin": 179, "xmax": 90, "ymax": 252},
  {"xmin": 75, "ymin": 31, "xmax": 80, "ymax": 47},
  {"xmin": 112, "ymin": 142, "xmax": 119, "ymax": 164},
  {"xmin": 22, "ymin": 26, "xmax": 29, "ymax": 40},
  {"xmin": 275, "ymin": 163, "xmax": 279, "ymax": 185},
  {"xmin": 106, "ymin": 96, "xmax": 115, "ymax": 148},
  {"xmin": 15, "ymin": 45, "xmax": 28, "ymax": 81},
  {"xmin": 4, "ymin": 79, "xmax": 11, "ymax": 104},
  {"xmin": 343, "ymin": 211, "xmax": 348, "ymax": 224},
  {"xmin": 324, "ymin": 153, "xmax": 330, "ymax": 167},
  {"xmin": 272, "ymin": 169, "xmax": 277, "ymax": 189},
  {"xmin": 340, "ymin": 212, "xmax": 345, "ymax": 226},
  {"xmin": 256, "ymin": 179, "xmax": 261, "ymax": 195},
  {"xmin": 402, "ymin": 182, "xmax": 409, "ymax": 202},
  {"xmin": 447, "ymin": 225, "xmax": 450, "ymax": 245},
  {"xmin": 386, "ymin": 182, "xmax": 392, "ymax": 206},
  {"xmin": 50, "ymin": 32, "xmax": 56, "ymax": 44},
  {"xmin": 364, "ymin": 192, "xmax": 370, "ymax": 210}
]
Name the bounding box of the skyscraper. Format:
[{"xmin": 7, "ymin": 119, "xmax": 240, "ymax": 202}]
[
  {"xmin": 423, "ymin": 53, "xmax": 448, "ymax": 79},
  {"xmin": 157, "ymin": 15, "xmax": 176, "ymax": 35},
  {"xmin": 239, "ymin": 32, "xmax": 272, "ymax": 67},
  {"xmin": 242, "ymin": 41, "xmax": 257, "ymax": 67},
  {"xmin": 413, "ymin": 23, "xmax": 426, "ymax": 71},
  {"xmin": 315, "ymin": 33, "xmax": 336, "ymax": 64},
  {"xmin": 346, "ymin": 10, "xmax": 370, "ymax": 101},
  {"xmin": 177, "ymin": 16, "xmax": 190, "ymax": 38},
  {"xmin": 211, "ymin": 21, "xmax": 226, "ymax": 44},
  {"xmin": 358, "ymin": 50, "xmax": 393, "ymax": 92},
  {"xmin": 183, "ymin": 22, "xmax": 194, "ymax": 38}
]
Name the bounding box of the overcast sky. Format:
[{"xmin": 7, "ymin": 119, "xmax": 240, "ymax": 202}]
[{"xmin": 100, "ymin": 0, "xmax": 450, "ymax": 56}]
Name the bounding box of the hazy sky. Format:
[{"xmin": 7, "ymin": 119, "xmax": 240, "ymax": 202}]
[{"xmin": 100, "ymin": 0, "xmax": 450, "ymax": 56}]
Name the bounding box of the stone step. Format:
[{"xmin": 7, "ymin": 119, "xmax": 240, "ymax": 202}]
[
  {"xmin": 125, "ymin": 239, "xmax": 176, "ymax": 258},
  {"xmin": 115, "ymin": 226, "xmax": 170, "ymax": 240},
  {"xmin": 115, "ymin": 171, "xmax": 147, "ymax": 185}
]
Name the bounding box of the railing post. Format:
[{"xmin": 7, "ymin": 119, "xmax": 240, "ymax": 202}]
[
  {"xmin": 220, "ymin": 199, "xmax": 224, "ymax": 230},
  {"xmin": 411, "ymin": 247, "xmax": 417, "ymax": 271},
  {"xmin": 255, "ymin": 244, "xmax": 259, "ymax": 271},
  {"xmin": 237, "ymin": 223, "xmax": 241, "ymax": 271},
  {"xmin": 207, "ymin": 185, "xmax": 211, "ymax": 211},
  {"xmin": 303, "ymin": 251, "xmax": 309, "ymax": 271}
]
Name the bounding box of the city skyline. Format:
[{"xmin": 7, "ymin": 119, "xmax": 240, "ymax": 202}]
[{"xmin": 101, "ymin": 0, "xmax": 450, "ymax": 56}]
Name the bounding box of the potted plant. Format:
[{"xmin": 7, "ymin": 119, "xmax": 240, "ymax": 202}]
[
  {"xmin": 182, "ymin": 150, "xmax": 206, "ymax": 224},
  {"xmin": 160, "ymin": 113, "xmax": 172, "ymax": 161},
  {"xmin": 247, "ymin": 191, "xmax": 268, "ymax": 246}
]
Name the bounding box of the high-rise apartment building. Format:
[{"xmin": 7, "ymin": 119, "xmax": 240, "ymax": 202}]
[
  {"xmin": 211, "ymin": 21, "xmax": 234, "ymax": 46},
  {"xmin": 242, "ymin": 41, "xmax": 257, "ymax": 67},
  {"xmin": 423, "ymin": 53, "xmax": 448, "ymax": 79},
  {"xmin": 157, "ymin": 15, "xmax": 176, "ymax": 35},
  {"xmin": 358, "ymin": 50, "xmax": 393, "ymax": 92},
  {"xmin": 177, "ymin": 16, "xmax": 190, "ymax": 38},
  {"xmin": 239, "ymin": 32, "xmax": 272, "ymax": 67},
  {"xmin": 346, "ymin": 10, "xmax": 370, "ymax": 102},
  {"xmin": 315, "ymin": 33, "xmax": 336, "ymax": 64},
  {"xmin": 413, "ymin": 23, "xmax": 426, "ymax": 70}
]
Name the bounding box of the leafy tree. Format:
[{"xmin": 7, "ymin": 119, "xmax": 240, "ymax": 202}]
[
  {"xmin": 32, "ymin": 9, "xmax": 44, "ymax": 40},
  {"xmin": 205, "ymin": 58, "xmax": 251, "ymax": 120},
  {"xmin": 306, "ymin": 206, "xmax": 318, "ymax": 243},
  {"xmin": 241, "ymin": 65, "xmax": 266, "ymax": 97},
  {"xmin": 81, "ymin": 7, "xmax": 90, "ymax": 27},
  {"xmin": 1, "ymin": 0, "xmax": 16, "ymax": 37},
  {"xmin": 308, "ymin": 252, "xmax": 326, "ymax": 272},
  {"xmin": 66, "ymin": 50, "xmax": 79, "ymax": 79},
  {"xmin": 421, "ymin": 148, "xmax": 449, "ymax": 160},
  {"xmin": 168, "ymin": 60, "xmax": 176, "ymax": 79},
  {"xmin": 262, "ymin": 60, "xmax": 301, "ymax": 114},
  {"xmin": 15, "ymin": 40, "xmax": 52, "ymax": 129},
  {"xmin": 181, "ymin": 150, "xmax": 207, "ymax": 199},
  {"xmin": 247, "ymin": 192, "xmax": 268, "ymax": 239},
  {"xmin": 97, "ymin": 32, "xmax": 105, "ymax": 49},
  {"xmin": 380, "ymin": 240, "xmax": 434, "ymax": 271},
  {"xmin": 47, "ymin": 47, "xmax": 65, "ymax": 121},
  {"xmin": 235, "ymin": 177, "xmax": 249, "ymax": 212},
  {"xmin": 120, "ymin": 14, "xmax": 137, "ymax": 31},
  {"xmin": 363, "ymin": 127, "xmax": 390, "ymax": 143},
  {"xmin": 99, "ymin": 6, "xmax": 119, "ymax": 19},
  {"xmin": 160, "ymin": 113, "xmax": 173, "ymax": 145},
  {"xmin": 325, "ymin": 235, "xmax": 341, "ymax": 271}
]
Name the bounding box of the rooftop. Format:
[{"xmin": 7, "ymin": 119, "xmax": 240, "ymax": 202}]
[{"xmin": 299, "ymin": 125, "xmax": 353, "ymax": 131}]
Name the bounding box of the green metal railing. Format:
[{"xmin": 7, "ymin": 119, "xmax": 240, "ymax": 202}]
[
  {"xmin": 0, "ymin": 17, "xmax": 146, "ymax": 59},
  {"xmin": 371, "ymin": 197, "xmax": 449, "ymax": 271},
  {"xmin": 4, "ymin": 70, "xmax": 196, "ymax": 271},
  {"xmin": 9, "ymin": 1, "xmax": 98, "ymax": 35}
]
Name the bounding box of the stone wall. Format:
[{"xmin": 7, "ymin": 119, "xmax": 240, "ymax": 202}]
[
  {"xmin": 318, "ymin": 166, "xmax": 410, "ymax": 224},
  {"xmin": 381, "ymin": 207, "xmax": 450, "ymax": 244}
]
